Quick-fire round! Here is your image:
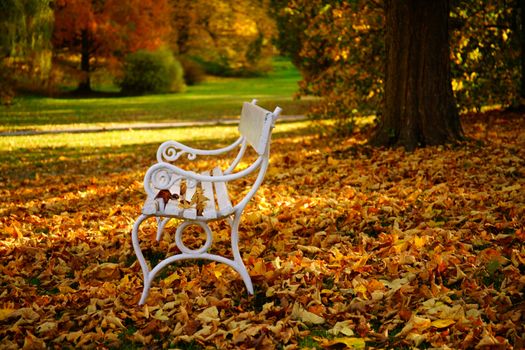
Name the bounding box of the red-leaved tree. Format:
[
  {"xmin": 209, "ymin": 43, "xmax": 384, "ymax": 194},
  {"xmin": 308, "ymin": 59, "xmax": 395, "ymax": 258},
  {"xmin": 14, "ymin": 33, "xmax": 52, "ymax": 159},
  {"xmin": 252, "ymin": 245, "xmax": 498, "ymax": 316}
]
[{"xmin": 52, "ymin": 0, "xmax": 172, "ymax": 92}]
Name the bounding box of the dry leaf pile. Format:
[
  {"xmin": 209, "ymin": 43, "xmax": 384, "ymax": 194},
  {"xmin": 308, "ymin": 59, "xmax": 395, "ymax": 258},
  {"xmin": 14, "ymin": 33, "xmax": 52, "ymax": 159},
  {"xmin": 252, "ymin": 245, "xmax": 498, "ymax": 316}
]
[{"xmin": 0, "ymin": 112, "xmax": 524, "ymax": 349}]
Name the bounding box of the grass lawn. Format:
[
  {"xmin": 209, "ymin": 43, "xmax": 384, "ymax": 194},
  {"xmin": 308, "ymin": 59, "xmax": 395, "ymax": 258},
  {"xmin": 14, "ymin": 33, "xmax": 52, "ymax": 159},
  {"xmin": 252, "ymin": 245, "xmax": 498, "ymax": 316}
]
[{"xmin": 0, "ymin": 58, "xmax": 314, "ymax": 132}]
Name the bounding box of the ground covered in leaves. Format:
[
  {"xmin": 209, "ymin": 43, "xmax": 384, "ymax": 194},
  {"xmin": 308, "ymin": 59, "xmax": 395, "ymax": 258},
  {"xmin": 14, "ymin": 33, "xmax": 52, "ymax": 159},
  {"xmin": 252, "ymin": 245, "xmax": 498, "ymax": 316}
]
[{"xmin": 1, "ymin": 112, "xmax": 524, "ymax": 349}]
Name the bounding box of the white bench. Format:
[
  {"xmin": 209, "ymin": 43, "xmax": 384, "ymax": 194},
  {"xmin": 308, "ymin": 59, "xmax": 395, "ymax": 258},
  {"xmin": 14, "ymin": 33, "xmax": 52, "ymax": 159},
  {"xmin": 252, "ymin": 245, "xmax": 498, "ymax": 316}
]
[{"xmin": 131, "ymin": 100, "xmax": 282, "ymax": 305}]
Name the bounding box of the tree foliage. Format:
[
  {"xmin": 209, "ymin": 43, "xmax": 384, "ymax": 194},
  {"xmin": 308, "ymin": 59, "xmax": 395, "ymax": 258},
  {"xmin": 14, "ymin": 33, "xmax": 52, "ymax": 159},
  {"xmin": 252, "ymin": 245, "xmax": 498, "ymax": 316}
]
[
  {"xmin": 170, "ymin": 0, "xmax": 276, "ymax": 76},
  {"xmin": 0, "ymin": 0, "xmax": 53, "ymax": 100},
  {"xmin": 450, "ymin": 0, "xmax": 521, "ymax": 111},
  {"xmin": 273, "ymin": 0, "xmax": 384, "ymax": 134},
  {"xmin": 52, "ymin": 0, "xmax": 172, "ymax": 91},
  {"xmin": 272, "ymin": 0, "xmax": 523, "ymax": 133}
]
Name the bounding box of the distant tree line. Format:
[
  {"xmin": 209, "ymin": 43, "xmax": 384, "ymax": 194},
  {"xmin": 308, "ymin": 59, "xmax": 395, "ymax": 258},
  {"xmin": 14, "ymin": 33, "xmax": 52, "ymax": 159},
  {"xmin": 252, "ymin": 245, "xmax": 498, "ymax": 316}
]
[{"xmin": 0, "ymin": 0, "xmax": 275, "ymax": 96}]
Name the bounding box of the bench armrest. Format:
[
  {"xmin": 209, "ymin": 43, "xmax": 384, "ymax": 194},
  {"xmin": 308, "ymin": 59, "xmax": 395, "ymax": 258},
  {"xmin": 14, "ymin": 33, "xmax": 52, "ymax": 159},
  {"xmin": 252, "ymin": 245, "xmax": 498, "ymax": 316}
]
[
  {"xmin": 156, "ymin": 136, "xmax": 244, "ymax": 163},
  {"xmin": 144, "ymin": 157, "xmax": 264, "ymax": 198}
]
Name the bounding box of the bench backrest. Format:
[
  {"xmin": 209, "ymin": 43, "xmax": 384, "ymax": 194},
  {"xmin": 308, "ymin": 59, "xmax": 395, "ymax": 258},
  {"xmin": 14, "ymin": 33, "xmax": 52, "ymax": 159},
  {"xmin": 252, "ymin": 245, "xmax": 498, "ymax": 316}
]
[{"xmin": 238, "ymin": 102, "xmax": 275, "ymax": 155}]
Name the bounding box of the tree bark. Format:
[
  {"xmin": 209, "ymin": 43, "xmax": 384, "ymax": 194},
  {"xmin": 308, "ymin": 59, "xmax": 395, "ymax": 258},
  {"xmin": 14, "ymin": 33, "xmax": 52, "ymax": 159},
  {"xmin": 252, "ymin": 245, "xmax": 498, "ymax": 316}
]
[
  {"xmin": 520, "ymin": 0, "xmax": 525, "ymax": 99},
  {"xmin": 77, "ymin": 29, "xmax": 92, "ymax": 92},
  {"xmin": 371, "ymin": 0, "xmax": 463, "ymax": 150}
]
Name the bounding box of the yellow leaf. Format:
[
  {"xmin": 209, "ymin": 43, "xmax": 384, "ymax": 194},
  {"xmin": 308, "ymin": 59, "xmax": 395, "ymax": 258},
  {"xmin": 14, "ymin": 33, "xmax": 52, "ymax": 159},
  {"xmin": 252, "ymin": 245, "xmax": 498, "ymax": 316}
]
[
  {"xmin": 163, "ymin": 272, "xmax": 180, "ymax": 285},
  {"xmin": 92, "ymin": 262, "xmax": 120, "ymax": 280},
  {"xmin": 354, "ymin": 284, "xmax": 367, "ymax": 299},
  {"xmin": 327, "ymin": 156, "xmax": 339, "ymax": 166},
  {"xmin": 297, "ymin": 244, "xmax": 322, "ymax": 254},
  {"xmin": 399, "ymin": 315, "xmax": 432, "ymax": 336},
  {"xmin": 317, "ymin": 336, "xmax": 366, "ymax": 349},
  {"xmin": 105, "ymin": 314, "xmax": 126, "ymax": 328},
  {"xmin": 0, "ymin": 308, "xmax": 15, "ymax": 322},
  {"xmin": 413, "ymin": 236, "xmax": 426, "ymax": 248},
  {"xmin": 502, "ymin": 184, "xmax": 520, "ymax": 192},
  {"xmin": 252, "ymin": 259, "xmax": 267, "ymax": 276},
  {"xmin": 328, "ymin": 320, "xmax": 355, "ymax": 336},
  {"xmin": 66, "ymin": 330, "xmax": 83, "ymax": 342},
  {"xmin": 37, "ymin": 321, "xmax": 57, "ymax": 334},
  {"xmin": 431, "ymin": 319, "xmax": 456, "ymax": 329},
  {"xmin": 58, "ymin": 285, "xmax": 76, "ymax": 293},
  {"xmin": 291, "ymin": 303, "xmax": 325, "ymax": 325},
  {"xmin": 197, "ymin": 306, "xmax": 219, "ymax": 323},
  {"xmin": 153, "ymin": 309, "xmax": 170, "ymax": 321}
]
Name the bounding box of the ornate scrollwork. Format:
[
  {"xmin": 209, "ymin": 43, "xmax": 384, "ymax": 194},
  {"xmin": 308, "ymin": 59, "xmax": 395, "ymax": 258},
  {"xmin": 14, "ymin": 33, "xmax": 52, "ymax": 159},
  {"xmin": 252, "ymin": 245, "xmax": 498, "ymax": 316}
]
[
  {"xmin": 175, "ymin": 221, "xmax": 213, "ymax": 255},
  {"xmin": 158, "ymin": 141, "xmax": 197, "ymax": 162},
  {"xmin": 149, "ymin": 167, "xmax": 181, "ymax": 191}
]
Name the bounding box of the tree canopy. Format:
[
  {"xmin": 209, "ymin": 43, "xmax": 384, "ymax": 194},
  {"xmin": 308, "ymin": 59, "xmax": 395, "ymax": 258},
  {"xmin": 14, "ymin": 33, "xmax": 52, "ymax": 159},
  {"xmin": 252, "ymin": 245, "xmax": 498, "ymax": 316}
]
[{"xmin": 52, "ymin": 0, "xmax": 172, "ymax": 91}]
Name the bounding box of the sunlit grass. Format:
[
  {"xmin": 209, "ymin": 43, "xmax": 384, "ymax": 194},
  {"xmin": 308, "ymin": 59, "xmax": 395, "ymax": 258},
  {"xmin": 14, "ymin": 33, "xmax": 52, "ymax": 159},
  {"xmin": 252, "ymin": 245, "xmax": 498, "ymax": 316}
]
[{"xmin": 0, "ymin": 120, "xmax": 313, "ymax": 153}]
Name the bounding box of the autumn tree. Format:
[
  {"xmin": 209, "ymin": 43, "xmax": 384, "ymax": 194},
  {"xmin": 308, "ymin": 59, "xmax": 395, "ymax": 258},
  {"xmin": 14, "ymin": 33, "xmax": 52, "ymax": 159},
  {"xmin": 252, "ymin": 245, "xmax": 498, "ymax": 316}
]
[
  {"xmin": 52, "ymin": 0, "xmax": 171, "ymax": 92},
  {"xmin": 371, "ymin": 0, "xmax": 463, "ymax": 149},
  {"xmin": 170, "ymin": 0, "xmax": 275, "ymax": 76}
]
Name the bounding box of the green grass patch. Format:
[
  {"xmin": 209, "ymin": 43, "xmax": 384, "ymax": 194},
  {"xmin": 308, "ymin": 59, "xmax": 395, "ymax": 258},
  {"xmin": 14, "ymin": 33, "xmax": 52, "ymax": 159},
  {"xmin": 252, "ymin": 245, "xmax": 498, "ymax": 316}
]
[{"xmin": 0, "ymin": 58, "xmax": 314, "ymax": 132}]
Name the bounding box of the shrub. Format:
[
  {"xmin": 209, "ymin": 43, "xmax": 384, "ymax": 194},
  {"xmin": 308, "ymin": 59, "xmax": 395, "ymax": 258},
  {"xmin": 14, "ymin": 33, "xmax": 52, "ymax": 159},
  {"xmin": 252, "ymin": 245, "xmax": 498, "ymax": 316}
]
[
  {"xmin": 117, "ymin": 49, "xmax": 185, "ymax": 95},
  {"xmin": 178, "ymin": 56, "xmax": 205, "ymax": 85}
]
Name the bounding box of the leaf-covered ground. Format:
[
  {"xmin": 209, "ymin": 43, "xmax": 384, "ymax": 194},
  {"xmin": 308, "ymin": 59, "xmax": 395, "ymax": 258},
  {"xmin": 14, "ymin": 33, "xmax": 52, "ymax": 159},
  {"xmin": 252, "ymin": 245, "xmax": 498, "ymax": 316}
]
[{"xmin": 1, "ymin": 112, "xmax": 524, "ymax": 349}]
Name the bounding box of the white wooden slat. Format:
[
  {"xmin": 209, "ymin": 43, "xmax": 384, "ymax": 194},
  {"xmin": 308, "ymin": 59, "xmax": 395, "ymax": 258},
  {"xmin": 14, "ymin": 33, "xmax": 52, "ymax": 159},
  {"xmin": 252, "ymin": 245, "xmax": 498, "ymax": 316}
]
[
  {"xmin": 200, "ymin": 171, "xmax": 217, "ymax": 219},
  {"xmin": 182, "ymin": 180, "xmax": 197, "ymax": 219},
  {"xmin": 143, "ymin": 198, "xmax": 158, "ymax": 215},
  {"xmin": 164, "ymin": 200, "xmax": 180, "ymax": 216},
  {"xmin": 238, "ymin": 102, "xmax": 273, "ymax": 155},
  {"xmin": 165, "ymin": 180, "xmax": 182, "ymax": 216},
  {"xmin": 213, "ymin": 167, "xmax": 233, "ymax": 216},
  {"xmin": 169, "ymin": 180, "xmax": 181, "ymax": 198}
]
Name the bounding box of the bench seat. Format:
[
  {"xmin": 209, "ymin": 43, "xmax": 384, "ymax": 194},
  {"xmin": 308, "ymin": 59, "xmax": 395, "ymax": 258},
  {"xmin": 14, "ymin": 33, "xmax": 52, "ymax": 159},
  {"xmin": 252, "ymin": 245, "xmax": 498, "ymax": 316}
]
[{"xmin": 142, "ymin": 167, "xmax": 233, "ymax": 220}]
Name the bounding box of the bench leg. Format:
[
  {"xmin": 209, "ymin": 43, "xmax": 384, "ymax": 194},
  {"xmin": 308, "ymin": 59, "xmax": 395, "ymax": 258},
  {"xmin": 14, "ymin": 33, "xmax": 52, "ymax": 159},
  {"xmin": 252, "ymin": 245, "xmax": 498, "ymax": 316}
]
[
  {"xmin": 132, "ymin": 213, "xmax": 254, "ymax": 305},
  {"xmin": 155, "ymin": 217, "xmax": 171, "ymax": 242},
  {"xmin": 131, "ymin": 214, "xmax": 154, "ymax": 305},
  {"xmin": 230, "ymin": 212, "xmax": 254, "ymax": 294}
]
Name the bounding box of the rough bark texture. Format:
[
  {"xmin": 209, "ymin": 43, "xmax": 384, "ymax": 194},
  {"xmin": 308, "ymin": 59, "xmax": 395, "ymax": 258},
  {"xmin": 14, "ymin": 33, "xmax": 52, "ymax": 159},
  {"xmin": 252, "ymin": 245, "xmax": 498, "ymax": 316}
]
[
  {"xmin": 371, "ymin": 0, "xmax": 463, "ymax": 150},
  {"xmin": 517, "ymin": 0, "xmax": 525, "ymax": 98}
]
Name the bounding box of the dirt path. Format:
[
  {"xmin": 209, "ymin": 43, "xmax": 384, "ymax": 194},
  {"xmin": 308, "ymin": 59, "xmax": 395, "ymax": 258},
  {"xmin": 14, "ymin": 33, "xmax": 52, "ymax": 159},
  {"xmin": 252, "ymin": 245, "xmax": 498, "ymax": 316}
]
[{"xmin": 0, "ymin": 115, "xmax": 306, "ymax": 136}]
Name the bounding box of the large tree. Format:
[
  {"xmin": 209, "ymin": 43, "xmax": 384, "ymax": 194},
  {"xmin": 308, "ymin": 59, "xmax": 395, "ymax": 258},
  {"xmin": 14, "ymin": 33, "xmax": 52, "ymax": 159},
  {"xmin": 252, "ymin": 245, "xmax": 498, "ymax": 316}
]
[
  {"xmin": 370, "ymin": 0, "xmax": 463, "ymax": 150},
  {"xmin": 52, "ymin": 0, "xmax": 171, "ymax": 92}
]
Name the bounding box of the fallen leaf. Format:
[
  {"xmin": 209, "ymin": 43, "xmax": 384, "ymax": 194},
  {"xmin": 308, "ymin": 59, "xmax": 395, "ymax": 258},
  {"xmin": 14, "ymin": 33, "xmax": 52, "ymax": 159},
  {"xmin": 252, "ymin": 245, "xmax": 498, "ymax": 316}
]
[
  {"xmin": 431, "ymin": 319, "xmax": 456, "ymax": 329},
  {"xmin": 197, "ymin": 306, "xmax": 220, "ymax": 323},
  {"xmin": 291, "ymin": 303, "xmax": 325, "ymax": 325},
  {"xmin": 328, "ymin": 320, "xmax": 355, "ymax": 336}
]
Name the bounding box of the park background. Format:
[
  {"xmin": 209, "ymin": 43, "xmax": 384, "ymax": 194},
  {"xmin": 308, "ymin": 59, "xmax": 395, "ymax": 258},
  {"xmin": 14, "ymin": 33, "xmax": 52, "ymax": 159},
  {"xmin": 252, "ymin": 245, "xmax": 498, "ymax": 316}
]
[{"xmin": 1, "ymin": 1, "xmax": 524, "ymax": 349}]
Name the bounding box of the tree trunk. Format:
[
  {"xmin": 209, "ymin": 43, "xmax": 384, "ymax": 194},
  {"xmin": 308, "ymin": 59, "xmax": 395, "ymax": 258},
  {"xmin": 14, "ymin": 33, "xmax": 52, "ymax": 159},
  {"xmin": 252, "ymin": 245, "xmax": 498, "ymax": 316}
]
[
  {"xmin": 370, "ymin": 0, "xmax": 463, "ymax": 150},
  {"xmin": 518, "ymin": 0, "xmax": 525, "ymax": 98},
  {"xmin": 77, "ymin": 29, "xmax": 92, "ymax": 92}
]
